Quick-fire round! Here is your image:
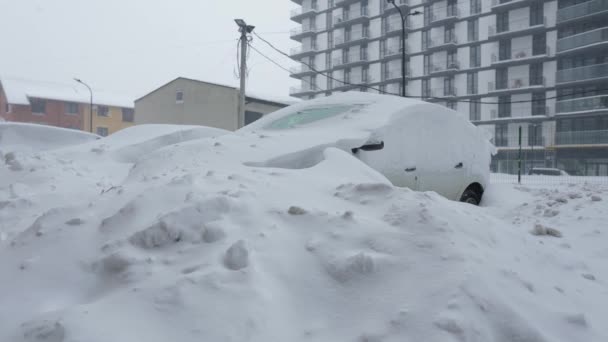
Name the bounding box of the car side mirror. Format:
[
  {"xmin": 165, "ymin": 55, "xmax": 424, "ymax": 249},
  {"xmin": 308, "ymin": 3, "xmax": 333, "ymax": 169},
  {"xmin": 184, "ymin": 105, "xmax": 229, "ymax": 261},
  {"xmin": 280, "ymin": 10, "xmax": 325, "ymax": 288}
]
[{"xmin": 352, "ymin": 141, "xmax": 384, "ymax": 154}]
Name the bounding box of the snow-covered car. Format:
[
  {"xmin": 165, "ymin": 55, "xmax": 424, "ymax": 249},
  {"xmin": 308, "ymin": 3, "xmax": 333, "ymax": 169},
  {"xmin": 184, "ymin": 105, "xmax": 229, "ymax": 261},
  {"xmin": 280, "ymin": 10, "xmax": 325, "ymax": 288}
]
[
  {"xmin": 239, "ymin": 92, "xmax": 495, "ymax": 205},
  {"xmin": 528, "ymin": 167, "xmax": 569, "ymax": 176}
]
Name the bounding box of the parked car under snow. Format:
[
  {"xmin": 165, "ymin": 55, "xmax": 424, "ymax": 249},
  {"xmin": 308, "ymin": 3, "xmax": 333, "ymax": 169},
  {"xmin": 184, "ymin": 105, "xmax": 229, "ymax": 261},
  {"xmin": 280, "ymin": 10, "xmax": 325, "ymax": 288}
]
[{"xmin": 239, "ymin": 92, "xmax": 495, "ymax": 205}]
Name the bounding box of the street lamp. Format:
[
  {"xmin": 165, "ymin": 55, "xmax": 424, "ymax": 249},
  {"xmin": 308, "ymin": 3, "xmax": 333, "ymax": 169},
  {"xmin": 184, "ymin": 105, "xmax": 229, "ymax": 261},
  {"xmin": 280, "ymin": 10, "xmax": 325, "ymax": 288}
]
[
  {"xmin": 74, "ymin": 78, "xmax": 93, "ymax": 133},
  {"xmin": 386, "ymin": 0, "xmax": 421, "ymax": 97}
]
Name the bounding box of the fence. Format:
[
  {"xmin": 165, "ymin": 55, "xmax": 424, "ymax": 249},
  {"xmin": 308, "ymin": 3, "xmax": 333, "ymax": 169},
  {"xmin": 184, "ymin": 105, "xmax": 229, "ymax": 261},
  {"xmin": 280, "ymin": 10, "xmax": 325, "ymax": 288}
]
[{"xmin": 490, "ymin": 126, "xmax": 608, "ymax": 184}]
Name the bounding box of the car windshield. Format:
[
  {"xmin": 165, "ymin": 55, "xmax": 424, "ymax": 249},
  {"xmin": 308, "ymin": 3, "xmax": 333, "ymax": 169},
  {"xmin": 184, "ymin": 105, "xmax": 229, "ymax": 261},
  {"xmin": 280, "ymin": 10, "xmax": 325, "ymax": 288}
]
[{"xmin": 264, "ymin": 104, "xmax": 361, "ymax": 130}]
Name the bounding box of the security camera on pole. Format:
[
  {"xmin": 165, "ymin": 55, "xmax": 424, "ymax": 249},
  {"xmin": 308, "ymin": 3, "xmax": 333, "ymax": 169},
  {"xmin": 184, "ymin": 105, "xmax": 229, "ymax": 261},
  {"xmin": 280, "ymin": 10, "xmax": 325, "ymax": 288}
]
[{"xmin": 234, "ymin": 19, "xmax": 255, "ymax": 129}]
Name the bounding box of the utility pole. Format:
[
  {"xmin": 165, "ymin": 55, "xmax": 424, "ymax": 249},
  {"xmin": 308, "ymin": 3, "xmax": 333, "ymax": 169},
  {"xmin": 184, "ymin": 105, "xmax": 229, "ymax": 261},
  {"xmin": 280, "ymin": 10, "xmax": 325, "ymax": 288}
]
[
  {"xmin": 234, "ymin": 19, "xmax": 255, "ymax": 129},
  {"xmin": 386, "ymin": 1, "xmax": 421, "ymax": 98}
]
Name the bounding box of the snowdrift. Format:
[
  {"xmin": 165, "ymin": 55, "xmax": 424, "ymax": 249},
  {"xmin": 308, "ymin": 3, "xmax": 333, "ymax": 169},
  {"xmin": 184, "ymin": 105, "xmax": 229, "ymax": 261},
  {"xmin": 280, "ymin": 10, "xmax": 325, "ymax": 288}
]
[
  {"xmin": 0, "ymin": 97, "xmax": 607, "ymax": 342},
  {"xmin": 0, "ymin": 122, "xmax": 99, "ymax": 153}
]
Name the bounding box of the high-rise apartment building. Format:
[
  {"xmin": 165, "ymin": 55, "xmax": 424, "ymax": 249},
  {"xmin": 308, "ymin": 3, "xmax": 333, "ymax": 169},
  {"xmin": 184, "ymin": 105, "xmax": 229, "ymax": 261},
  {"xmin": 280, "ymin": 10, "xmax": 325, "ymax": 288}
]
[{"xmin": 289, "ymin": 0, "xmax": 608, "ymax": 176}]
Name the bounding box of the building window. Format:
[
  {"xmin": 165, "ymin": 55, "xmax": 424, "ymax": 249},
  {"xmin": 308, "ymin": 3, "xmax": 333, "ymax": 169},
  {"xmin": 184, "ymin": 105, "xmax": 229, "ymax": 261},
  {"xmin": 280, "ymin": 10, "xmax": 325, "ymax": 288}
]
[
  {"xmin": 498, "ymin": 39, "xmax": 511, "ymax": 60},
  {"xmin": 467, "ymin": 19, "xmax": 479, "ymax": 42},
  {"xmin": 530, "ymin": 2, "xmax": 544, "ymax": 26},
  {"xmin": 423, "ymin": 6, "xmax": 431, "ymax": 26},
  {"xmin": 495, "ymin": 124, "xmax": 508, "ymax": 147},
  {"xmin": 122, "ymin": 108, "xmax": 135, "ymax": 122},
  {"xmin": 496, "ymin": 67, "xmax": 508, "ymax": 89},
  {"xmin": 498, "ymin": 95, "xmax": 511, "ymax": 118},
  {"xmin": 530, "ymin": 63, "xmax": 544, "ymax": 86},
  {"xmin": 344, "ymin": 68, "xmax": 351, "ymax": 84},
  {"xmin": 245, "ymin": 111, "xmax": 263, "ymax": 125},
  {"xmin": 470, "ymin": 101, "xmax": 481, "ymax": 121},
  {"xmin": 532, "ymin": 33, "xmax": 546, "ymax": 55},
  {"xmin": 422, "ymin": 30, "xmax": 430, "ymax": 50},
  {"xmin": 467, "ymin": 72, "xmax": 478, "ymax": 95},
  {"xmin": 445, "ymin": 24, "xmax": 455, "ymax": 43},
  {"xmin": 327, "ymin": 31, "xmax": 333, "ymax": 49},
  {"xmin": 96, "ymin": 127, "xmax": 109, "ymax": 137},
  {"xmin": 328, "ymin": 0, "xmax": 334, "ymax": 7},
  {"xmin": 176, "ymin": 90, "xmax": 184, "ymax": 103},
  {"xmin": 5, "ymin": 103, "xmax": 12, "ymax": 113},
  {"xmin": 444, "ymin": 77, "xmax": 455, "ymax": 96},
  {"xmin": 423, "ymin": 54, "xmax": 431, "ymax": 75},
  {"xmin": 470, "ymin": 45, "xmax": 481, "ymax": 68},
  {"xmin": 532, "ymin": 93, "xmax": 546, "ymax": 116},
  {"xmin": 31, "ymin": 99, "xmax": 46, "ymax": 114},
  {"xmin": 97, "ymin": 106, "xmax": 110, "ymax": 117},
  {"xmin": 422, "ymin": 79, "xmax": 430, "ymax": 98},
  {"xmin": 327, "ymin": 72, "xmax": 333, "ymax": 90},
  {"xmin": 528, "ymin": 124, "xmax": 542, "ymax": 146},
  {"xmin": 497, "ymin": 12, "xmax": 509, "ymax": 33},
  {"xmin": 362, "ymin": 65, "xmax": 369, "ymax": 83},
  {"xmin": 65, "ymin": 102, "xmax": 79, "ymax": 115},
  {"xmin": 470, "ymin": 0, "xmax": 481, "ymax": 14},
  {"xmin": 446, "ymin": 101, "xmax": 457, "ymax": 110}
]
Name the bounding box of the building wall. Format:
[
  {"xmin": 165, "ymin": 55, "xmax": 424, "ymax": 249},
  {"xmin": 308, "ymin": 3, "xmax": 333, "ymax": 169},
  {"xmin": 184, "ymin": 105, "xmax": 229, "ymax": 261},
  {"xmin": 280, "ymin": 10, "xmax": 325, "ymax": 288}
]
[
  {"xmin": 82, "ymin": 105, "xmax": 135, "ymax": 136},
  {"xmin": 0, "ymin": 91, "xmax": 83, "ymax": 129},
  {"xmin": 136, "ymin": 79, "xmax": 287, "ymax": 131}
]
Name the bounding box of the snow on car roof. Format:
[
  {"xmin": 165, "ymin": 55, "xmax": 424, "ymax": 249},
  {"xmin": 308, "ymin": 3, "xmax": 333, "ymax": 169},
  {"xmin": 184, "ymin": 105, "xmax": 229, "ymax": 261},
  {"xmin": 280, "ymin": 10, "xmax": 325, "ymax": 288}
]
[{"xmin": 0, "ymin": 77, "xmax": 134, "ymax": 108}]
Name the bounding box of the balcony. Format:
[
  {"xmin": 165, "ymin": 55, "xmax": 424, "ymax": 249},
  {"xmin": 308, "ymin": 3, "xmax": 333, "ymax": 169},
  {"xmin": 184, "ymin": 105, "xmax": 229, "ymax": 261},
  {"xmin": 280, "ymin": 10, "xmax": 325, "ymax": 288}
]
[
  {"xmin": 290, "ymin": 46, "xmax": 318, "ymax": 58},
  {"xmin": 557, "ymin": 63, "xmax": 608, "ymax": 85},
  {"xmin": 290, "ymin": 6, "xmax": 318, "ymax": 23},
  {"xmin": 430, "ymin": 61, "xmax": 460, "ymax": 76},
  {"xmin": 289, "ymin": 64, "xmax": 315, "ymax": 78},
  {"xmin": 488, "ymin": 17, "xmax": 547, "ymax": 40},
  {"xmin": 431, "ymin": 87, "xmax": 458, "ymax": 98},
  {"xmin": 380, "ymin": 45, "xmax": 408, "ymax": 61},
  {"xmin": 290, "ymin": 26, "xmax": 317, "ymax": 41},
  {"xmin": 491, "ymin": 0, "xmax": 541, "ymax": 12},
  {"xmin": 290, "ymin": 0, "xmax": 302, "ymax": 4},
  {"xmin": 334, "ymin": 32, "xmax": 370, "ymax": 48},
  {"xmin": 556, "ymin": 27, "xmax": 608, "ymax": 54},
  {"xmin": 429, "ymin": 7, "xmax": 460, "ymax": 27},
  {"xmin": 426, "ymin": 36, "xmax": 458, "ymax": 52},
  {"xmin": 333, "ymin": 53, "xmax": 369, "ymax": 69},
  {"xmin": 382, "ymin": 69, "xmax": 411, "ymax": 83},
  {"xmin": 556, "ymin": 95, "xmax": 608, "ymax": 115},
  {"xmin": 557, "ymin": 0, "xmax": 608, "ymax": 25},
  {"xmin": 333, "ymin": 74, "xmax": 374, "ymax": 91},
  {"xmin": 383, "ymin": 0, "xmax": 409, "ymax": 14},
  {"xmin": 488, "ymin": 106, "xmax": 551, "ymax": 121},
  {"xmin": 290, "ymin": 86, "xmax": 316, "ymax": 97},
  {"xmin": 334, "ymin": 8, "xmax": 370, "ymax": 28},
  {"xmin": 491, "ymin": 46, "xmax": 552, "ymax": 66},
  {"xmin": 556, "ymin": 130, "xmax": 608, "ymax": 146},
  {"xmin": 488, "ymin": 77, "xmax": 546, "ymax": 95},
  {"xmin": 384, "ymin": 18, "xmax": 412, "ymax": 37},
  {"xmin": 335, "ymin": 0, "xmax": 360, "ymax": 6}
]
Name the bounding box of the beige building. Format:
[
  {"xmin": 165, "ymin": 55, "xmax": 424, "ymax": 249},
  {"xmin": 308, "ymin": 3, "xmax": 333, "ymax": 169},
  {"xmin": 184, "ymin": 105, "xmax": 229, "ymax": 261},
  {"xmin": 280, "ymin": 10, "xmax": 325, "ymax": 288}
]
[{"xmin": 135, "ymin": 77, "xmax": 296, "ymax": 131}]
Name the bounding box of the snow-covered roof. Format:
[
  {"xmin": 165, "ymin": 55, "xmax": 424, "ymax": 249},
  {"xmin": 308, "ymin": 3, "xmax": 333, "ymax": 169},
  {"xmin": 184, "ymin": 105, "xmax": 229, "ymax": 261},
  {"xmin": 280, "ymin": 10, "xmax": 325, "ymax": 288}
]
[
  {"xmin": 0, "ymin": 77, "xmax": 134, "ymax": 108},
  {"xmin": 136, "ymin": 77, "xmax": 300, "ymax": 106}
]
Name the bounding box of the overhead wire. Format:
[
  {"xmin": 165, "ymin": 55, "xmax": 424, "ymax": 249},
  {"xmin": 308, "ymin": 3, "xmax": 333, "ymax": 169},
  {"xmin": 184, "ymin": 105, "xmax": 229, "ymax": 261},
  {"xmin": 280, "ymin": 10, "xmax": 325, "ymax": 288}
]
[{"xmin": 252, "ymin": 31, "xmax": 608, "ymax": 105}]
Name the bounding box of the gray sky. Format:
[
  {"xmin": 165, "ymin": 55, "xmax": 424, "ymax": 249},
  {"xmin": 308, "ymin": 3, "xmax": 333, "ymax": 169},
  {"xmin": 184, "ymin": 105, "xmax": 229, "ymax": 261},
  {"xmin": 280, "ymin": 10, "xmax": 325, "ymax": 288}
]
[{"xmin": 0, "ymin": 0, "xmax": 298, "ymax": 100}]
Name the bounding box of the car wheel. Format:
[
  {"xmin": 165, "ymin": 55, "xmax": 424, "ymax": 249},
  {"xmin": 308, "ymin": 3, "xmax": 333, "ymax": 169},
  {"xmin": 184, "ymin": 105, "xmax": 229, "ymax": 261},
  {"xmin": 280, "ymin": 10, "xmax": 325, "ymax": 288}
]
[{"xmin": 460, "ymin": 189, "xmax": 480, "ymax": 206}]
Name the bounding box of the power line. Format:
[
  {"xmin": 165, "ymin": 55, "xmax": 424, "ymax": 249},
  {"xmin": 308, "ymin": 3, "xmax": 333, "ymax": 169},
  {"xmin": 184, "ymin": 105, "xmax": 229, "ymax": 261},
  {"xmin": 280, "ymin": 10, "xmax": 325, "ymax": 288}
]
[
  {"xmin": 252, "ymin": 32, "xmax": 608, "ymax": 105},
  {"xmin": 247, "ymin": 43, "xmax": 324, "ymax": 92}
]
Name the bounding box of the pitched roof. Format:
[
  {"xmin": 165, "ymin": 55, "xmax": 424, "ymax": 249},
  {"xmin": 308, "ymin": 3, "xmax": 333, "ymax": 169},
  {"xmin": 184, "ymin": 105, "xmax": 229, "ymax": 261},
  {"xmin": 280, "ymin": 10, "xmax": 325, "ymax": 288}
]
[
  {"xmin": 136, "ymin": 77, "xmax": 300, "ymax": 106},
  {"xmin": 0, "ymin": 77, "xmax": 134, "ymax": 108}
]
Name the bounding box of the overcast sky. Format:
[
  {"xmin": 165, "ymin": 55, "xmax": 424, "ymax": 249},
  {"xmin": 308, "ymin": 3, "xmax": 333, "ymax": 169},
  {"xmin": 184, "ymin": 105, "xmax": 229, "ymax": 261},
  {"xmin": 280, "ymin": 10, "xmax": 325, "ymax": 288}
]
[{"xmin": 0, "ymin": 0, "xmax": 298, "ymax": 100}]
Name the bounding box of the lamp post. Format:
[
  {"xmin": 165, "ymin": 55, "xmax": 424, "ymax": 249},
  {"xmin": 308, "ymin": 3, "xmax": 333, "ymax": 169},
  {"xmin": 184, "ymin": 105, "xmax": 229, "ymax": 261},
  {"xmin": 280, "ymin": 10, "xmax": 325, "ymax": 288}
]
[
  {"xmin": 386, "ymin": 1, "xmax": 421, "ymax": 97},
  {"xmin": 74, "ymin": 78, "xmax": 93, "ymax": 133}
]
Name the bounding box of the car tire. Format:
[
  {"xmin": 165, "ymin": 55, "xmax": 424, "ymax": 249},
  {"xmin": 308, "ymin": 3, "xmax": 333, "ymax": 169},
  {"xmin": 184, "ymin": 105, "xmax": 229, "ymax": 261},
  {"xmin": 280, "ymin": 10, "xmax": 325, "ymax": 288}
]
[{"xmin": 460, "ymin": 189, "xmax": 481, "ymax": 206}]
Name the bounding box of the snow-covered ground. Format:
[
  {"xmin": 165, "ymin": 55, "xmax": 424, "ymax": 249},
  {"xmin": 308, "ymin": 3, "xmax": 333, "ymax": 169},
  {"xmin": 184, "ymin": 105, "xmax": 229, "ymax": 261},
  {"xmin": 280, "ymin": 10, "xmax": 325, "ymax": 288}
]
[{"xmin": 0, "ymin": 123, "xmax": 607, "ymax": 342}]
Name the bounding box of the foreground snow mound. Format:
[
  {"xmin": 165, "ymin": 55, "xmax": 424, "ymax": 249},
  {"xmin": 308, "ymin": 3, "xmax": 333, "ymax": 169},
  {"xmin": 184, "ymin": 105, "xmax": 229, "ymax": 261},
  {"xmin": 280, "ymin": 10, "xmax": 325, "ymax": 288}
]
[
  {"xmin": 0, "ymin": 122, "xmax": 99, "ymax": 153},
  {"xmin": 0, "ymin": 122, "xmax": 607, "ymax": 341}
]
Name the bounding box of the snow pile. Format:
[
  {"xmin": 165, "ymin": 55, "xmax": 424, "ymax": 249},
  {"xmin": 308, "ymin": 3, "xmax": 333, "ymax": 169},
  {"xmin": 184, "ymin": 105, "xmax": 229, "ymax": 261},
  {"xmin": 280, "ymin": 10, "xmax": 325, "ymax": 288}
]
[
  {"xmin": 0, "ymin": 122, "xmax": 99, "ymax": 153},
  {"xmin": 1, "ymin": 114, "xmax": 607, "ymax": 341}
]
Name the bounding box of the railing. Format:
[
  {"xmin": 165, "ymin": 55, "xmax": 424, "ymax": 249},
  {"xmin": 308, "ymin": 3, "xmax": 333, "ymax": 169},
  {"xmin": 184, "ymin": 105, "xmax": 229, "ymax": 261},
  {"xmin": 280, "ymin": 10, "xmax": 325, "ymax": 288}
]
[
  {"xmin": 489, "ymin": 77, "xmax": 545, "ymax": 91},
  {"xmin": 431, "ymin": 87, "xmax": 457, "ymax": 97},
  {"xmin": 430, "ymin": 7, "xmax": 460, "ymax": 23},
  {"xmin": 489, "ymin": 16, "xmax": 546, "ymax": 36},
  {"xmin": 334, "ymin": 31, "xmax": 369, "ymax": 45},
  {"xmin": 290, "ymin": 45, "xmax": 317, "ymax": 56},
  {"xmin": 290, "ymin": 5, "xmax": 318, "ymax": 18},
  {"xmin": 384, "ymin": 0, "xmax": 409, "ymax": 10},
  {"xmin": 290, "ymin": 26, "xmax": 316, "ymax": 37},
  {"xmin": 557, "ymin": 0, "xmax": 608, "ymax": 23},
  {"xmin": 333, "ymin": 52, "xmax": 368, "ymax": 66},
  {"xmin": 557, "ymin": 27, "xmax": 608, "ymax": 52},
  {"xmin": 491, "ymin": 0, "xmax": 528, "ymax": 7},
  {"xmin": 491, "ymin": 46, "xmax": 551, "ymax": 62},
  {"xmin": 556, "ymin": 95, "xmax": 608, "ymax": 114},
  {"xmin": 428, "ymin": 35, "xmax": 458, "ymax": 48},
  {"xmin": 382, "ymin": 45, "xmax": 407, "ymax": 58},
  {"xmin": 383, "ymin": 69, "xmax": 410, "ymax": 81},
  {"xmin": 556, "ymin": 130, "xmax": 608, "ymax": 145},
  {"xmin": 431, "ymin": 61, "xmax": 460, "ymax": 73},
  {"xmin": 384, "ymin": 18, "xmax": 411, "ymax": 34},
  {"xmin": 334, "ymin": 7, "xmax": 369, "ymax": 25},
  {"xmin": 290, "ymin": 86, "xmax": 315, "ymax": 95},
  {"xmin": 557, "ymin": 63, "xmax": 608, "ymax": 83},
  {"xmin": 289, "ymin": 64, "xmax": 313, "ymax": 75}
]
